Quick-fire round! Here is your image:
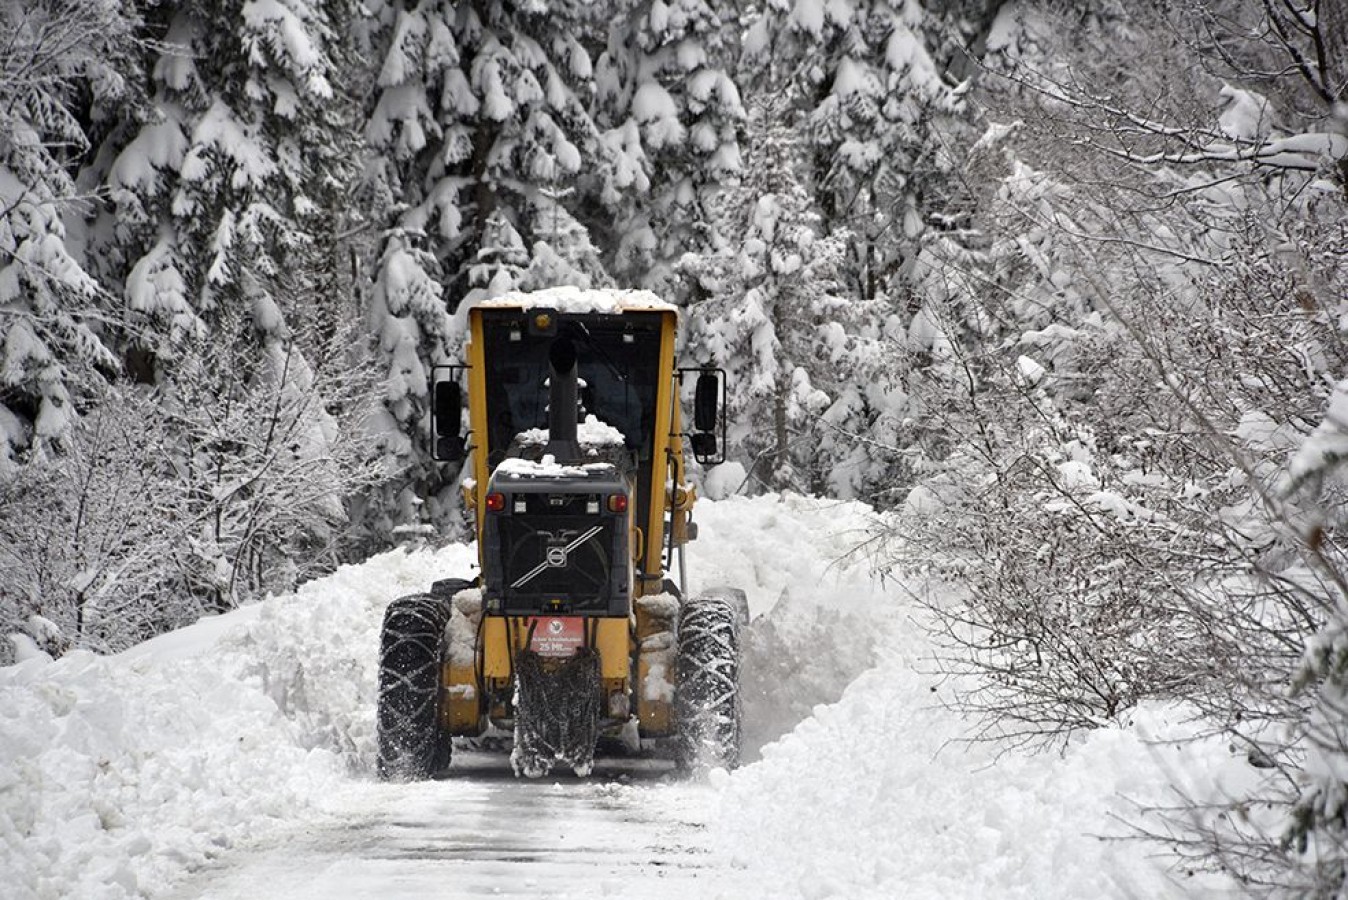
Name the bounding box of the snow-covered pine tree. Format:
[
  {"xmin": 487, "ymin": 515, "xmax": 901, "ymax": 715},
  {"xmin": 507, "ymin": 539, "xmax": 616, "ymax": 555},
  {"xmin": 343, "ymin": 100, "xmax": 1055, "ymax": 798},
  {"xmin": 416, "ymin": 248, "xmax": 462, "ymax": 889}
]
[
  {"xmin": 683, "ymin": 102, "xmax": 856, "ymax": 493},
  {"xmin": 592, "ymin": 0, "xmax": 746, "ymax": 299},
  {"xmin": 88, "ymin": 0, "xmax": 363, "ymax": 347},
  {"xmin": 740, "ymin": 0, "xmax": 969, "ymax": 307},
  {"xmin": 72, "ymin": 0, "xmax": 378, "ymax": 599},
  {"xmin": 362, "ymin": 0, "xmax": 617, "ymax": 538},
  {"xmin": 520, "ymin": 187, "xmax": 609, "ymax": 290},
  {"xmin": 684, "ymin": 0, "xmax": 979, "ymax": 497},
  {"xmin": 359, "ymin": 227, "xmax": 456, "ymax": 540},
  {"xmin": 0, "ymin": 0, "xmax": 140, "ymax": 473},
  {"xmin": 366, "ymin": 0, "xmax": 614, "ymax": 299},
  {"xmin": 1286, "ymin": 371, "xmax": 1348, "ymax": 892}
]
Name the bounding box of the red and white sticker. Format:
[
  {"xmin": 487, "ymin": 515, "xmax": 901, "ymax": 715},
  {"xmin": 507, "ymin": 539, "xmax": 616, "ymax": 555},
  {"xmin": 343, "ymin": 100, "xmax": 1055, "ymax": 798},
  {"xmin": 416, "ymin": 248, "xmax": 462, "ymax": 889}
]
[{"xmin": 529, "ymin": 617, "xmax": 584, "ymax": 657}]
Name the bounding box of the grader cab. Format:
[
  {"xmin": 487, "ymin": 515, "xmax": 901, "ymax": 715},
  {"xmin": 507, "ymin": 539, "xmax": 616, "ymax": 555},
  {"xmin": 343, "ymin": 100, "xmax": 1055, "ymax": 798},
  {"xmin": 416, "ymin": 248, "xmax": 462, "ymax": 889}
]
[{"xmin": 376, "ymin": 289, "xmax": 746, "ymax": 779}]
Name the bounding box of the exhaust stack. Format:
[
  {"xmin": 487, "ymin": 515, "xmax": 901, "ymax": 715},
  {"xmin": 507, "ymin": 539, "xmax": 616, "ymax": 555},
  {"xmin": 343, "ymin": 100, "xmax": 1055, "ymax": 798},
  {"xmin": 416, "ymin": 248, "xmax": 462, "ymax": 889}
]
[{"xmin": 545, "ymin": 337, "xmax": 581, "ymax": 462}]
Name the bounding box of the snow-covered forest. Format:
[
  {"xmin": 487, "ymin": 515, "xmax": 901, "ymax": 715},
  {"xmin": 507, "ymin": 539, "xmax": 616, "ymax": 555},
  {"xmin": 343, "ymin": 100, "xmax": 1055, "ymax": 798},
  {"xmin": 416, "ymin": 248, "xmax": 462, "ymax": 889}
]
[{"xmin": 3, "ymin": 0, "xmax": 1348, "ymax": 893}]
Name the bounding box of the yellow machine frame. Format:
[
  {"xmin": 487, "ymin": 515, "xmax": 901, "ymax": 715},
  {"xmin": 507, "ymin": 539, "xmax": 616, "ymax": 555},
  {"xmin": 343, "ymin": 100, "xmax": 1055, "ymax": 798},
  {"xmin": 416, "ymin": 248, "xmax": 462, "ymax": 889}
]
[{"xmin": 440, "ymin": 302, "xmax": 697, "ymax": 739}]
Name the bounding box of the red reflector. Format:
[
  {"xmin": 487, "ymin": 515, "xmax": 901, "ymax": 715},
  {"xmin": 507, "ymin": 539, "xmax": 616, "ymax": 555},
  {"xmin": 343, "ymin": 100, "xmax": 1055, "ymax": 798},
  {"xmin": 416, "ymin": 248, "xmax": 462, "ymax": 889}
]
[
  {"xmin": 607, "ymin": 494, "xmax": 628, "ymax": 513},
  {"xmin": 486, "ymin": 492, "xmax": 506, "ymax": 512}
]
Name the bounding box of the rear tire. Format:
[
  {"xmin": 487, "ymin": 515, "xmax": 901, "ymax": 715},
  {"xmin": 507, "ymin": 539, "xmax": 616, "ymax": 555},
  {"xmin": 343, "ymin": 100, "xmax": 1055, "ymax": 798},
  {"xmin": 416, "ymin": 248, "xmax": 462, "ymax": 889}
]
[
  {"xmin": 674, "ymin": 589, "xmax": 746, "ymax": 772},
  {"xmin": 377, "ymin": 592, "xmax": 452, "ymax": 781}
]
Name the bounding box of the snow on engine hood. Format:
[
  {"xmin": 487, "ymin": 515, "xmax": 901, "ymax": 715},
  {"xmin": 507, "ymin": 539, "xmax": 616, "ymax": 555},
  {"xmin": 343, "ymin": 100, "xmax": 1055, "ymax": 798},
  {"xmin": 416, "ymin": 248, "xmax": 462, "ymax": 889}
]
[
  {"xmin": 515, "ymin": 415, "xmax": 626, "ymax": 450},
  {"xmin": 493, "ymin": 455, "xmax": 617, "ymax": 479}
]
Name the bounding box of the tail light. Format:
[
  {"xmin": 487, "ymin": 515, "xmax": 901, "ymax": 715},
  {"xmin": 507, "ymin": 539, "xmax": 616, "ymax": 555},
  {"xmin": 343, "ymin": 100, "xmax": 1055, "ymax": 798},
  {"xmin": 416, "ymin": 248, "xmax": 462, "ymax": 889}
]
[
  {"xmin": 485, "ymin": 492, "xmax": 506, "ymax": 512},
  {"xmin": 607, "ymin": 494, "xmax": 628, "ymax": 513}
]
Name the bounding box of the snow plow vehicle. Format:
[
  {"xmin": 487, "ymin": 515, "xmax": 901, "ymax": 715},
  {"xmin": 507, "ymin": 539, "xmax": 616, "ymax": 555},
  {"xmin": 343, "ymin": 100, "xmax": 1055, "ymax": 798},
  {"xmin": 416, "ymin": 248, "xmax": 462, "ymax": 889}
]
[{"xmin": 376, "ymin": 288, "xmax": 746, "ymax": 779}]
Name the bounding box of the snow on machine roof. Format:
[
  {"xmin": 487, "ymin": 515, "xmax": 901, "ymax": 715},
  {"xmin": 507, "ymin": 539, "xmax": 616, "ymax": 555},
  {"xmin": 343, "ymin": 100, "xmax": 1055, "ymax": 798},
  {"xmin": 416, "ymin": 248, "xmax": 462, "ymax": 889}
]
[{"xmin": 477, "ymin": 286, "xmax": 675, "ymax": 314}]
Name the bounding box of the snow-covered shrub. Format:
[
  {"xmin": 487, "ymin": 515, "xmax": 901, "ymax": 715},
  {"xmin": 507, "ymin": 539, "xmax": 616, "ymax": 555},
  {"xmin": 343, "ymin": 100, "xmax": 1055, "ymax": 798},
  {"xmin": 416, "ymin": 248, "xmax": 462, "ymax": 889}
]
[
  {"xmin": 0, "ymin": 386, "xmax": 193, "ymax": 663},
  {"xmin": 888, "ymin": 196, "xmax": 1348, "ymax": 883},
  {"xmin": 893, "ymin": 0, "xmax": 1348, "ymax": 890},
  {"xmin": 881, "ymin": 318, "xmax": 1205, "ymax": 746},
  {"xmin": 0, "ymin": 309, "xmax": 383, "ymax": 663},
  {"xmin": 155, "ymin": 306, "xmax": 385, "ymax": 612}
]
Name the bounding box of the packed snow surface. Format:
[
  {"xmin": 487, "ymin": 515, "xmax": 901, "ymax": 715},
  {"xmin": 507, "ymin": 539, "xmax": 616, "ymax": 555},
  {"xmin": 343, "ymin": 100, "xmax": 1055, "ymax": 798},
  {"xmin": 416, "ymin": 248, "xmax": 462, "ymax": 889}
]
[{"xmin": 2, "ymin": 494, "xmax": 1247, "ymax": 899}]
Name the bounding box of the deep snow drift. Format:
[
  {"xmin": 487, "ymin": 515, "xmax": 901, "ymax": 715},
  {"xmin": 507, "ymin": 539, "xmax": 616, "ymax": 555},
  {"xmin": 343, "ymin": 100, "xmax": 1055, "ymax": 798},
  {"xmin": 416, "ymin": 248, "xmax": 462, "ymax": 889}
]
[{"xmin": 2, "ymin": 493, "xmax": 1248, "ymax": 899}]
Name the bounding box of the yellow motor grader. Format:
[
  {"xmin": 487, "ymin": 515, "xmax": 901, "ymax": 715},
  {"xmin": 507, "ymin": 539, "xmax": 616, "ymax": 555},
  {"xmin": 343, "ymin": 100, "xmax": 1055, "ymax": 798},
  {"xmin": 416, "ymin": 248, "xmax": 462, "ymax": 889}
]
[{"xmin": 376, "ymin": 288, "xmax": 746, "ymax": 779}]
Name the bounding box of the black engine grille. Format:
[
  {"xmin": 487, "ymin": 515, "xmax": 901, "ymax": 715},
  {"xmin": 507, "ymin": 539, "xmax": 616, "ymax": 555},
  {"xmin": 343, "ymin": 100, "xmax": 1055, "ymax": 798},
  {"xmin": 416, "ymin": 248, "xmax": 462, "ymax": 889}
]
[{"xmin": 498, "ymin": 515, "xmax": 614, "ymax": 613}]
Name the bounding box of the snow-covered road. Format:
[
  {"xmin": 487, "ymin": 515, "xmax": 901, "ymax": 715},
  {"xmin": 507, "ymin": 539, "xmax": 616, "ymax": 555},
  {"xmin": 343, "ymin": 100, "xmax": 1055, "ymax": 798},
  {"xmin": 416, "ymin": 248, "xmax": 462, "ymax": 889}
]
[
  {"xmin": 4, "ymin": 492, "xmax": 1254, "ymax": 899},
  {"xmin": 171, "ymin": 754, "xmax": 746, "ymax": 900}
]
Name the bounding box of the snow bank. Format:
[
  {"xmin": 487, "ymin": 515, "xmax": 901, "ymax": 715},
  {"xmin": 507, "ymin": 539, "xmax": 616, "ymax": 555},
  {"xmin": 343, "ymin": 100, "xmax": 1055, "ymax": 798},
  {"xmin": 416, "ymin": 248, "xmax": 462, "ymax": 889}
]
[
  {"xmin": 690, "ymin": 499, "xmax": 1250, "ymax": 899},
  {"xmin": 687, "ymin": 494, "xmax": 901, "ymax": 758},
  {"xmin": 686, "ymin": 493, "xmax": 880, "ymax": 619},
  {"xmin": 0, "ymin": 543, "xmax": 477, "ymax": 900},
  {"xmin": 714, "ymin": 626, "xmax": 1254, "ymax": 899},
  {"xmin": 1, "ymin": 493, "xmax": 890, "ymax": 897}
]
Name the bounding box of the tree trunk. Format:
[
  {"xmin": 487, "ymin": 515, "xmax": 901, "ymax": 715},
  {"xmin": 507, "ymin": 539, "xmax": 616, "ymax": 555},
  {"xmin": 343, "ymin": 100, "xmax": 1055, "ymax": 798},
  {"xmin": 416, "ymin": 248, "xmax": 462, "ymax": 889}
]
[{"xmin": 773, "ymin": 375, "xmax": 789, "ymax": 487}]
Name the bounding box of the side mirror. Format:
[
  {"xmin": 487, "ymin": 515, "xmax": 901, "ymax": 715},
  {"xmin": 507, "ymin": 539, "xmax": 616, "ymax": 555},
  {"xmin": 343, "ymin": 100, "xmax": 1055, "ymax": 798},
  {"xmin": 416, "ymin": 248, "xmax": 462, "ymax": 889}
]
[
  {"xmin": 680, "ymin": 367, "xmax": 727, "ymax": 465},
  {"xmin": 432, "ymin": 376, "xmax": 466, "ymax": 462},
  {"xmin": 694, "ymin": 372, "xmax": 719, "ymax": 433},
  {"xmin": 690, "ymin": 432, "xmax": 719, "ymax": 462}
]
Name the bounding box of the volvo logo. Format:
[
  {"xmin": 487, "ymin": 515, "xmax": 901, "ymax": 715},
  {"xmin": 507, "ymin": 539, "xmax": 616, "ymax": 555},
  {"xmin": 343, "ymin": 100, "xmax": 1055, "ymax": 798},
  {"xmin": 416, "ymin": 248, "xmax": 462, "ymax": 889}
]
[{"xmin": 545, "ymin": 547, "xmax": 567, "ymax": 567}]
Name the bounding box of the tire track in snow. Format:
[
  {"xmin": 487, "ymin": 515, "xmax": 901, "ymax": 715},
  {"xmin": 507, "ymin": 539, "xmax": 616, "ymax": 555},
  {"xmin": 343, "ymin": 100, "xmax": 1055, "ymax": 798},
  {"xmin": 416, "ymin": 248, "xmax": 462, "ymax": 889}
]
[{"xmin": 169, "ymin": 753, "xmax": 749, "ymax": 900}]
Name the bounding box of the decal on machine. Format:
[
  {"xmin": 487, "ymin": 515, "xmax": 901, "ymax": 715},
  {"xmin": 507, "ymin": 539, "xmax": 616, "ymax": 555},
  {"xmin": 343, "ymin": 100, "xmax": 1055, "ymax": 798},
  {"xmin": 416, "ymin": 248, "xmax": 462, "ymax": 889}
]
[{"xmin": 530, "ymin": 617, "xmax": 584, "ymax": 657}]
